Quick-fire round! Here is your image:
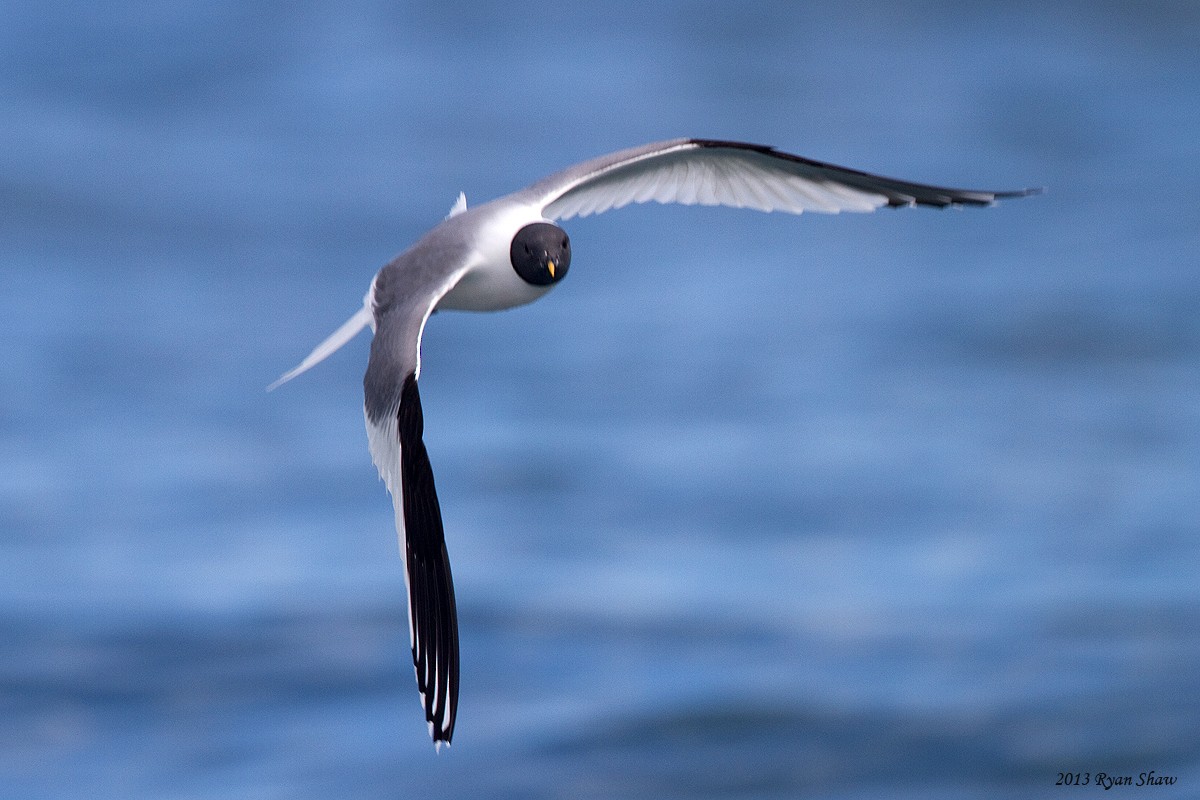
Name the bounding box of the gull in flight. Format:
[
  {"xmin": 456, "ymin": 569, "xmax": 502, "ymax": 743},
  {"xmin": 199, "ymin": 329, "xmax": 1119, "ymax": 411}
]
[{"xmin": 270, "ymin": 138, "xmax": 1036, "ymax": 749}]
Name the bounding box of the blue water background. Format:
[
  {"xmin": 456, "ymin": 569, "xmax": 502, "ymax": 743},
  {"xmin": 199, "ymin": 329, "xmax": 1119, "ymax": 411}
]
[{"xmin": 3, "ymin": 1, "xmax": 1198, "ymax": 797}]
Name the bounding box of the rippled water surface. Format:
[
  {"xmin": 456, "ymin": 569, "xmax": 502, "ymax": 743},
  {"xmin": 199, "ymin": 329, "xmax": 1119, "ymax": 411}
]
[{"xmin": 3, "ymin": 2, "xmax": 1199, "ymax": 797}]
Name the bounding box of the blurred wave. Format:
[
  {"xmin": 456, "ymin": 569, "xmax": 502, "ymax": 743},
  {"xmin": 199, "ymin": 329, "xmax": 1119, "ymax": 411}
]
[{"xmin": 2, "ymin": 1, "xmax": 1199, "ymax": 797}]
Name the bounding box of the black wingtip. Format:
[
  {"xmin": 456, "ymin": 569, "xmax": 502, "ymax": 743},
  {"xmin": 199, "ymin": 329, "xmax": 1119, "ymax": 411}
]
[
  {"xmin": 879, "ymin": 184, "xmax": 1042, "ymax": 209},
  {"xmin": 689, "ymin": 138, "xmax": 1042, "ymax": 209},
  {"xmin": 398, "ymin": 373, "xmax": 460, "ymax": 750},
  {"xmin": 998, "ymin": 186, "xmax": 1046, "ymax": 199}
]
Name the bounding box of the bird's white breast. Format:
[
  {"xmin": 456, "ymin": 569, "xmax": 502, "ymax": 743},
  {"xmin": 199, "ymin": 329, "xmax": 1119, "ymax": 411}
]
[{"xmin": 435, "ymin": 200, "xmax": 556, "ymax": 312}]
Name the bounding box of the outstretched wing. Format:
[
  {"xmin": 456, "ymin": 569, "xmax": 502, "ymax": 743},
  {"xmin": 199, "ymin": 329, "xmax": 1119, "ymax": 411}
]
[
  {"xmin": 364, "ymin": 260, "xmax": 467, "ymax": 750},
  {"xmin": 519, "ymin": 138, "xmax": 1037, "ymax": 221}
]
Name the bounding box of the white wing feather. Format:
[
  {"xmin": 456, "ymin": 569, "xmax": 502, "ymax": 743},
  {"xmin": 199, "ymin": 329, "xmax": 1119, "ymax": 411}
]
[
  {"xmin": 527, "ymin": 139, "xmax": 1027, "ymax": 222},
  {"xmin": 538, "ymin": 142, "xmax": 884, "ymax": 220}
]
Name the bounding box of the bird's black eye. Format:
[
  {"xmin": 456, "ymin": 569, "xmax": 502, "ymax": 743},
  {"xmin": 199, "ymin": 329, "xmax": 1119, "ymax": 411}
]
[{"xmin": 511, "ymin": 222, "xmax": 571, "ymax": 287}]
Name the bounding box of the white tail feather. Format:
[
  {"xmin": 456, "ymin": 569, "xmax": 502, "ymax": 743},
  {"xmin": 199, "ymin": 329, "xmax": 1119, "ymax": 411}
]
[{"xmin": 268, "ymin": 303, "xmax": 373, "ymax": 391}]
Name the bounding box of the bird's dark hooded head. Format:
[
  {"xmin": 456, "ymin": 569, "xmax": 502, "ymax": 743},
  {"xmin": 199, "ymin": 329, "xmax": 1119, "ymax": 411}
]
[{"xmin": 510, "ymin": 222, "xmax": 571, "ymax": 286}]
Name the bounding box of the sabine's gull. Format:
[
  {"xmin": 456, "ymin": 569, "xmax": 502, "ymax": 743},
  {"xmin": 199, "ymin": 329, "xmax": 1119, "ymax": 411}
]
[{"xmin": 270, "ymin": 138, "xmax": 1036, "ymax": 749}]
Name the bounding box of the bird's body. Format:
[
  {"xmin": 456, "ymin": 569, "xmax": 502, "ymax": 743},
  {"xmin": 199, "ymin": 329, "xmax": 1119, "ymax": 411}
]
[
  {"xmin": 435, "ymin": 201, "xmax": 556, "ymax": 312},
  {"xmin": 271, "ymin": 138, "xmax": 1036, "ymax": 749}
]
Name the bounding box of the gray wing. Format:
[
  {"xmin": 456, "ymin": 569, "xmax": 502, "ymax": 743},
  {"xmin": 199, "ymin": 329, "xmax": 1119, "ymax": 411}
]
[
  {"xmin": 518, "ymin": 138, "xmax": 1037, "ymax": 220},
  {"xmin": 364, "ymin": 257, "xmax": 468, "ymax": 750}
]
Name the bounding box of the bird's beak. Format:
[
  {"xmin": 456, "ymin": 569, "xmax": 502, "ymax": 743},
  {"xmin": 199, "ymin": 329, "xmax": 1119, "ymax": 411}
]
[{"xmin": 547, "ymin": 260, "xmax": 556, "ymax": 278}]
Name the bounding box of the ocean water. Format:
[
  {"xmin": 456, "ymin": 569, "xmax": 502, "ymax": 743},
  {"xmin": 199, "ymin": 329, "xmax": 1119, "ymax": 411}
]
[{"xmin": 2, "ymin": 1, "xmax": 1199, "ymax": 797}]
